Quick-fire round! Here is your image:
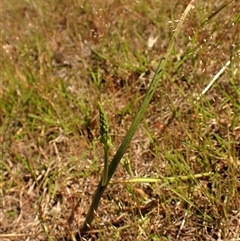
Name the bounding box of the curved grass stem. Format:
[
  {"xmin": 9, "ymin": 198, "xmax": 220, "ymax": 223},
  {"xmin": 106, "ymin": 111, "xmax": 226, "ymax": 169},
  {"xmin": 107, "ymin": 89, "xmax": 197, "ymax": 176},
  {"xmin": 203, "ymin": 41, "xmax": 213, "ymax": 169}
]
[{"xmin": 102, "ymin": 145, "xmax": 110, "ymax": 186}]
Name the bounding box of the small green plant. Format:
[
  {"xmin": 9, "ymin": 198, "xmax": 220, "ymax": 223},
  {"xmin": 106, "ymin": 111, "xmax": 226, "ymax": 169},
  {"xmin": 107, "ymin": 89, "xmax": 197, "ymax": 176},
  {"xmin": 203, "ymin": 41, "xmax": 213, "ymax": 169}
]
[{"xmin": 79, "ymin": 0, "xmax": 197, "ymax": 236}]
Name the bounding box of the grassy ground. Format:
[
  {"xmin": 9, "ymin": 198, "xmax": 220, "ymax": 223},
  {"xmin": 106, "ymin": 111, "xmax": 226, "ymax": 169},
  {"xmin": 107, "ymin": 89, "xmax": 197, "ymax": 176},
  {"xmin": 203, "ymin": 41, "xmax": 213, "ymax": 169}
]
[{"xmin": 1, "ymin": 0, "xmax": 240, "ymax": 240}]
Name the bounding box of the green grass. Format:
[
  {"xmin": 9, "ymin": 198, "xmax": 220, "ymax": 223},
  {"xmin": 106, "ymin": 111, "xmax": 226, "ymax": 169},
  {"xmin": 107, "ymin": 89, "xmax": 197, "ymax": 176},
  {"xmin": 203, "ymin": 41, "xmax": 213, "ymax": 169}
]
[{"xmin": 1, "ymin": 0, "xmax": 240, "ymax": 240}]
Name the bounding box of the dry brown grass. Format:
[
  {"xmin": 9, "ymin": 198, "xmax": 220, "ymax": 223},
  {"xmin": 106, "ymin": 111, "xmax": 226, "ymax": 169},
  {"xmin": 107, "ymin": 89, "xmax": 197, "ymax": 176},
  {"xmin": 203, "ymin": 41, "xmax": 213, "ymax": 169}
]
[{"xmin": 1, "ymin": 0, "xmax": 240, "ymax": 240}]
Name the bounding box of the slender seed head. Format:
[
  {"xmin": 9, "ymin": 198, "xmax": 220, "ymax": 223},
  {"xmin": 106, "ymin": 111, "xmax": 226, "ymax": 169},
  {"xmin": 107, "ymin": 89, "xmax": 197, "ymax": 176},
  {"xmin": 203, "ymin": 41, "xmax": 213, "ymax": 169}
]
[{"xmin": 98, "ymin": 102, "xmax": 111, "ymax": 148}]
